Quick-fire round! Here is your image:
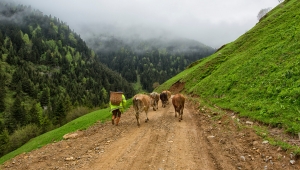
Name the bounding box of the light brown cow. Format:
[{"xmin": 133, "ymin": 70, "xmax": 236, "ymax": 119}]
[
  {"xmin": 149, "ymin": 92, "xmax": 160, "ymax": 111},
  {"xmin": 172, "ymin": 93, "xmax": 185, "ymax": 122},
  {"xmin": 133, "ymin": 94, "xmax": 151, "ymax": 127}
]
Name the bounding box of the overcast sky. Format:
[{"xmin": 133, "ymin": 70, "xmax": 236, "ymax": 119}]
[{"xmin": 11, "ymin": 0, "xmax": 279, "ymax": 48}]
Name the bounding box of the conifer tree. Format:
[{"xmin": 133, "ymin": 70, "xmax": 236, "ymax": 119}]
[{"xmin": 0, "ymin": 72, "xmax": 6, "ymax": 112}]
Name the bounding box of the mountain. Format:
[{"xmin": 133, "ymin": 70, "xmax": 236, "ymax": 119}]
[
  {"xmin": 0, "ymin": 2, "xmax": 135, "ymax": 156},
  {"xmin": 86, "ymin": 35, "xmax": 216, "ymax": 92},
  {"xmin": 156, "ymin": 0, "xmax": 300, "ymax": 135}
]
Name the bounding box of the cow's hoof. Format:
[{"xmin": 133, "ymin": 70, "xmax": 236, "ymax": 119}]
[
  {"xmin": 179, "ymin": 119, "xmax": 181, "ymax": 122},
  {"xmin": 145, "ymin": 119, "xmax": 149, "ymax": 122}
]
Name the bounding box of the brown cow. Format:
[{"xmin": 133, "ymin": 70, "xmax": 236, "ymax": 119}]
[
  {"xmin": 172, "ymin": 93, "xmax": 185, "ymax": 122},
  {"xmin": 165, "ymin": 90, "xmax": 171, "ymax": 99},
  {"xmin": 149, "ymin": 92, "xmax": 159, "ymax": 111},
  {"xmin": 160, "ymin": 91, "xmax": 168, "ymax": 108},
  {"xmin": 133, "ymin": 94, "xmax": 151, "ymax": 127},
  {"xmin": 161, "ymin": 90, "xmax": 172, "ymax": 107},
  {"xmin": 162, "ymin": 90, "xmax": 171, "ymax": 105}
]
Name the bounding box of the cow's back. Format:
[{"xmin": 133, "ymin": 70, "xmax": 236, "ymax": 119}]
[
  {"xmin": 165, "ymin": 90, "xmax": 171, "ymax": 99},
  {"xmin": 172, "ymin": 93, "xmax": 185, "ymax": 121},
  {"xmin": 133, "ymin": 94, "xmax": 151, "ymax": 111},
  {"xmin": 150, "ymin": 92, "xmax": 159, "ymax": 101},
  {"xmin": 172, "ymin": 94, "xmax": 185, "ymax": 108},
  {"xmin": 133, "ymin": 94, "xmax": 152, "ymax": 126}
]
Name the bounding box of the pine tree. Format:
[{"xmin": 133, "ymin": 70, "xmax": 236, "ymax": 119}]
[
  {"xmin": 0, "ymin": 72, "xmax": 6, "ymax": 112},
  {"xmin": 0, "ymin": 129, "xmax": 9, "ymax": 156},
  {"xmin": 40, "ymin": 88, "xmax": 50, "ymax": 107},
  {"xmin": 28, "ymin": 101, "xmax": 40, "ymax": 125},
  {"xmin": 11, "ymin": 96, "xmax": 27, "ymax": 126}
]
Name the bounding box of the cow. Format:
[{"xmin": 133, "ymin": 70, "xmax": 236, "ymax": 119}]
[
  {"xmin": 160, "ymin": 90, "xmax": 172, "ymax": 107},
  {"xmin": 160, "ymin": 91, "xmax": 168, "ymax": 108},
  {"xmin": 133, "ymin": 94, "xmax": 151, "ymax": 127},
  {"xmin": 165, "ymin": 90, "xmax": 171, "ymax": 104},
  {"xmin": 172, "ymin": 93, "xmax": 185, "ymax": 122},
  {"xmin": 149, "ymin": 92, "xmax": 160, "ymax": 111}
]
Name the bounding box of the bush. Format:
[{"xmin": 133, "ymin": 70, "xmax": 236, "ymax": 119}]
[
  {"xmin": 65, "ymin": 107, "xmax": 90, "ymax": 122},
  {"xmin": 7, "ymin": 124, "xmax": 41, "ymax": 154}
]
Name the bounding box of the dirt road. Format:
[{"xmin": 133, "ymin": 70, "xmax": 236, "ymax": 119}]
[{"xmin": 1, "ymin": 98, "xmax": 300, "ymax": 170}]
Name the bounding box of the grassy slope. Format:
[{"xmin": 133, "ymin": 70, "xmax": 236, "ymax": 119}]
[{"xmin": 156, "ymin": 0, "xmax": 300, "ymax": 134}]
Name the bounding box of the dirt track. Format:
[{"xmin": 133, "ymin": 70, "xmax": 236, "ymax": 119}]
[{"xmin": 1, "ymin": 97, "xmax": 300, "ymax": 170}]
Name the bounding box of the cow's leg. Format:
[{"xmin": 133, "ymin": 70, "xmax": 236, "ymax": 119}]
[
  {"xmin": 153, "ymin": 104, "xmax": 156, "ymax": 111},
  {"xmin": 112, "ymin": 115, "xmax": 115, "ymax": 125},
  {"xmin": 174, "ymin": 107, "xmax": 178, "ymax": 117},
  {"xmin": 145, "ymin": 111, "xmax": 149, "ymax": 122},
  {"xmin": 179, "ymin": 108, "xmax": 183, "ymax": 121},
  {"xmin": 135, "ymin": 113, "xmax": 140, "ymax": 127}
]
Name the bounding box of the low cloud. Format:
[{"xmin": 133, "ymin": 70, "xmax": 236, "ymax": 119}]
[{"xmin": 10, "ymin": 0, "xmax": 279, "ymax": 48}]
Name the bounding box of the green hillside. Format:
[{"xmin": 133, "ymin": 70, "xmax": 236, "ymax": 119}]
[
  {"xmin": 156, "ymin": 0, "xmax": 300, "ymax": 135},
  {"xmin": 0, "ymin": 2, "xmax": 136, "ymax": 156}
]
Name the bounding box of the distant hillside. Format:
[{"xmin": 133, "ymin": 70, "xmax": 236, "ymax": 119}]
[
  {"xmin": 86, "ymin": 35, "xmax": 215, "ymax": 92},
  {"xmin": 0, "ymin": 2, "xmax": 135, "ymax": 156},
  {"xmin": 157, "ymin": 0, "xmax": 300, "ymax": 135}
]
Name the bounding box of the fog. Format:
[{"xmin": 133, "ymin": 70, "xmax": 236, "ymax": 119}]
[{"xmin": 10, "ymin": 0, "xmax": 280, "ymax": 48}]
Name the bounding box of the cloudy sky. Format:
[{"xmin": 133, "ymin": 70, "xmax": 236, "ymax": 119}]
[{"xmin": 11, "ymin": 0, "xmax": 279, "ymax": 48}]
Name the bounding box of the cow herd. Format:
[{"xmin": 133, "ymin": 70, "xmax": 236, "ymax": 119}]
[{"xmin": 132, "ymin": 90, "xmax": 186, "ymax": 127}]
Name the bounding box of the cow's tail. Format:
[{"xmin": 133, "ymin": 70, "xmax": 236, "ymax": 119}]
[
  {"xmin": 133, "ymin": 98, "xmax": 138, "ymax": 110},
  {"xmin": 133, "ymin": 97, "xmax": 143, "ymax": 114}
]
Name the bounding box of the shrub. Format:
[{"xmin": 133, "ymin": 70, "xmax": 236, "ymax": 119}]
[
  {"xmin": 65, "ymin": 107, "xmax": 90, "ymax": 122},
  {"xmin": 7, "ymin": 124, "xmax": 41, "ymax": 155}
]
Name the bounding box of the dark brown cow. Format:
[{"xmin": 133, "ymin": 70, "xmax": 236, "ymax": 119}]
[
  {"xmin": 165, "ymin": 90, "xmax": 171, "ymax": 100},
  {"xmin": 161, "ymin": 90, "xmax": 171, "ymax": 105},
  {"xmin": 172, "ymin": 93, "xmax": 185, "ymax": 122},
  {"xmin": 160, "ymin": 91, "xmax": 168, "ymax": 108},
  {"xmin": 133, "ymin": 94, "xmax": 151, "ymax": 127},
  {"xmin": 149, "ymin": 92, "xmax": 159, "ymax": 111}
]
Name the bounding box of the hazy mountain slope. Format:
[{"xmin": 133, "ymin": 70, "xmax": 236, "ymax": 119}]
[
  {"xmin": 86, "ymin": 35, "xmax": 216, "ymax": 92},
  {"xmin": 156, "ymin": 0, "xmax": 300, "ymax": 135}
]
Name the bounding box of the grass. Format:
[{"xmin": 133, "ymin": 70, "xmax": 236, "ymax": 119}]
[
  {"xmin": 158, "ymin": 0, "xmax": 300, "ymax": 135},
  {"xmin": 0, "ymin": 99, "xmax": 132, "ymax": 164},
  {"xmin": 156, "ymin": 0, "xmax": 300, "ymax": 154}
]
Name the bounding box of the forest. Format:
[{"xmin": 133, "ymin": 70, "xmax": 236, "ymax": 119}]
[
  {"xmin": 0, "ymin": 3, "xmax": 136, "ymax": 156},
  {"xmin": 87, "ymin": 35, "xmax": 215, "ymax": 92},
  {"xmin": 0, "ymin": 2, "xmax": 214, "ymax": 156}
]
